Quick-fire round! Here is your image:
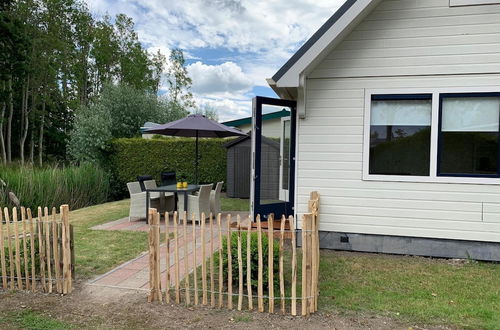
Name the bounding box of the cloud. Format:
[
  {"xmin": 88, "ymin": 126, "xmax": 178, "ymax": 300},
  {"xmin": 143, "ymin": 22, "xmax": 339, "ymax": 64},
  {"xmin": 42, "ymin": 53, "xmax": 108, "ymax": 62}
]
[
  {"xmin": 84, "ymin": 0, "xmax": 347, "ymax": 121},
  {"xmin": 188, "ymin": 61, "xmax": 253, "ymax": 96}
]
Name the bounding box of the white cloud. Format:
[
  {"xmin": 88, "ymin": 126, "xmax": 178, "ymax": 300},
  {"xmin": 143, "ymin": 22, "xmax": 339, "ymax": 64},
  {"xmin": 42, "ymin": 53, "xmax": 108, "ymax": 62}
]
[
  {"xmin": 84, "ymin": 0, "xmax": 348, "ymax": 121},
  {"xmin": 188, "ymin": 61, "xmax": 253, "ymax": 96}
]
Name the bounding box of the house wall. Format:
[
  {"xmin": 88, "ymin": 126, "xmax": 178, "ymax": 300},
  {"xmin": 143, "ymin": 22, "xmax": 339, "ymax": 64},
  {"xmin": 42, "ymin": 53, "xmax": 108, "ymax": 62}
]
[
  {"xmin": 297, "ymin": 0, "xmax": 500, "ymax": 245},
  {"xmin": 237, "ymin": 118, "xmax": 283, "ymax": 138}
]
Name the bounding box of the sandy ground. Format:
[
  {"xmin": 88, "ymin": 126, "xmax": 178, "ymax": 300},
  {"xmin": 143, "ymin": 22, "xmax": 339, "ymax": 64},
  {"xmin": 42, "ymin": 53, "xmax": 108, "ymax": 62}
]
[{"xmin": 0, "ymin": 282, "xmax": 453, "ymax": 330}]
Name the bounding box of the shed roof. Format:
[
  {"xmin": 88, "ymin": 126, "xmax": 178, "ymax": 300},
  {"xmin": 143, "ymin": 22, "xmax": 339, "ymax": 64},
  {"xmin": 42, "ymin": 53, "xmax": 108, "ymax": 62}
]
[{"xmin": 222, "ymin": 109, "xmax": 290, "ymax": 127}]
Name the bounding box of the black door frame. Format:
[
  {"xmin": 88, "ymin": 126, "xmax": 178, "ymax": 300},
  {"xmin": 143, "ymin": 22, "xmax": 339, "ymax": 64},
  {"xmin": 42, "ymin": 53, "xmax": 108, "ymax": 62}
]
[{"xmin": 252, "ymin": 96, "xmax": 297, "ymax": 220}]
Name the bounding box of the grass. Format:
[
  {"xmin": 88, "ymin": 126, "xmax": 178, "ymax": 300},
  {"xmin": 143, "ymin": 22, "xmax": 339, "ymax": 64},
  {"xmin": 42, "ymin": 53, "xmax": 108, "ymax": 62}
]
[
  {"xmin": 0, "ymin": 164, "xmax": 109, "ymax": 211},
  {"xmin": 72, "ymin": 196, "xmax": 249, "ymax": 278},
  {"xmin": 319, "ymin": 251, "xmax": 500, "ymax": 330},
  {"xmin": 0, "ymin": 309, "xmax": 72, "ymax": 329},
  {"xmin": 70, "ymin": 199, "xmax": 148, "ymax": 278},
  {"xmin": 221, "ymin": 196, "xmax": 249, "ymax": 212}
]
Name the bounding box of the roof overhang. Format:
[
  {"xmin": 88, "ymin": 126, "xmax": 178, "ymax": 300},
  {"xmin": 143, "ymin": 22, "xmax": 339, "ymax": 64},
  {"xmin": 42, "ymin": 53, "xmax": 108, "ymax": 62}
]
[{"xmin": 268, "ymin": 0, "xmax": 381, "ymax": 94}]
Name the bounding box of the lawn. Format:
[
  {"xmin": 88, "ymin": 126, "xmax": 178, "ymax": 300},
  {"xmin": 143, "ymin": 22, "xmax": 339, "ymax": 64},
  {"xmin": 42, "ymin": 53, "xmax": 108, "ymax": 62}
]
[{"xmin": 319, "ymin": 251, "xmax": 500, "ymax": 330}]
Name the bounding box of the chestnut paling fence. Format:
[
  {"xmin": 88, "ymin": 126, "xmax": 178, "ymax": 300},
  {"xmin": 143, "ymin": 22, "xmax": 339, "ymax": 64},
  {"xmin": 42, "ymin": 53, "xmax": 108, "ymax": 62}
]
[
  {"xmin": 148, "ymin": 192, "xmax": 320, "ymax": 316},
  {"xmin": 0, "ymin": 205, "xmax": 73, "ymax": 294}
]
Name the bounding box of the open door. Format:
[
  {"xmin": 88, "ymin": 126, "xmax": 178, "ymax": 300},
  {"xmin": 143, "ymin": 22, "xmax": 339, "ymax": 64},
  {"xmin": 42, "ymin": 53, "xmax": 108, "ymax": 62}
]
[{"xmin": 251, "ymin": 96, "xmax": 296, "ymax": 220}]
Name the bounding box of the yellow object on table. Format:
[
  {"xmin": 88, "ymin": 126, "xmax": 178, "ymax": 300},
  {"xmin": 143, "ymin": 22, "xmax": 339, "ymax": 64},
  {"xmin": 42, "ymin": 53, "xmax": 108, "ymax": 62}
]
[
  {"xmin": 176, "ymin": 182, "xmax": 182, "ymax": 188},
  {"xmin": 182, "ymin": 181, "xmax": 188, "ymax": 188}
]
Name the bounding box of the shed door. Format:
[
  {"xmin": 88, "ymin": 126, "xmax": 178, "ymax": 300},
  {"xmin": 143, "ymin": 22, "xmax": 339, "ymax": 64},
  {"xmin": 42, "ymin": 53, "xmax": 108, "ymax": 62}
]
[{"xmin": 251, "ymin": 96, "xmax": 296, "ymax": 220}]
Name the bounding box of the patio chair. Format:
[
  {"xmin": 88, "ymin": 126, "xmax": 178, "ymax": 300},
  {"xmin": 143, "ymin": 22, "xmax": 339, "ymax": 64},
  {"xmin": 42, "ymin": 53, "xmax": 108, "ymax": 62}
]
[
  {"xmin": 210, "ymin": 181, "xmax": 224, "ymax": 215},
  {"xmin": 143, "ymin": 179, "xmax": 175, "ymax": 212},
  {"xmin": 178, "ymin": 184, "xmax": 212, "ymax": 223},
  {"xmin": 127, "ymin": 181, "xmax": 160, "ymax": 221},
  {"xmin": 137, "ymin": 175, "xmax": 153, "ymax": 191}
]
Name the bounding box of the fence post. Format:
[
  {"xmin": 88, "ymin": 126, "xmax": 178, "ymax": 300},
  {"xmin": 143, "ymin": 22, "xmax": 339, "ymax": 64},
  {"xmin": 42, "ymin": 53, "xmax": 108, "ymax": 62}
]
[
  {"xmin": 183, "ymin": 211, "xmax": 190, "ymax": 305},
  {"xmin": 289, "ymin": 215, "xmax": 297, "ymax": 316},
  {"xmin": 301, "ymin": 214, "xmax": 308, "ymax": 316},
  {"xmin": 268, "ymin": 214, "xmax": 274, "ymax": 313},
  {"xmin": 257, "ymin": 214, "xmax": 264, "ymax": 312},
  {"xmin": 44, "ymin": 207, "xmax": 53, "ymax": 293},
  {"xmin": 21, "ymin": 207, "xmax": 30, "ymax": 290},
  {"xmin": 209, "ymin": 213, "xmax": 215, "ymax": 307},
  {"xmin": 226, "ymin": 214, "xmax": 233, "ymax": 310},
  {"xmin": 165, "ymin": 212, "xmax": 170, "ymax": 303},
  {"xmin": 13, "ymin": 207, "xmax": 22, "ymax": 290},
  {"xmin": 237, "ymin": 215, "xmax": 243, "ymax": 311},
  {"xmin": 51, "ymin": 208, "xmax": 61, "ymax": 293},
  {"xmin": 217, "ymin": 213, "xmax": 223, "ymax": 308},
  {"xmin": 192, "ymin": 213, "xmax": 198, "ymax": 305},
  {"xmin": 148, "ymin": 208, "xmax": 159, "ymax": 302},
  {"xmin": 174, "ymin": 211, "xmax": 180, "ymax": 304},
  {"xmin": 0, "ymin": 209, "xmax": 7, "ymax": 290},
  {"xmin": 246, "ymin": 217, "xmax": 253, "ymax": 310},
  {"xmin": 201, "ymin": 212, "xmax": 207, "ymax": 305},
  {"xmin": 279, "ymin": 215, "xmax": 286, "ymax": 314},
  {"xmin": 61, "ymin": 204, "xmax": 71, "ymax": 294}
]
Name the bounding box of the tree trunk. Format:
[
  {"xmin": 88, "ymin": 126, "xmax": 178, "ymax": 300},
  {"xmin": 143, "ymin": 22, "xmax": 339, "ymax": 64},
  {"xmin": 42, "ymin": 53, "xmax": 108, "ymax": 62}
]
[
  {"xmin": 38, "ymin": 100, "xmax": 45, "ymax": 167},
  {"xmin": 29, "ymin": 125, "xmax": 34, "ymax": 164},
  {"xmin": 19, "ymin": 75, "xmax": 30, "ymax": 165},
  {"xmin": 0, "ymin": 80, "xmax": 6, "ymax": 164},
  {"xmin": 7, "ymin": 76, "xmax": 13, "ymax": 163}
]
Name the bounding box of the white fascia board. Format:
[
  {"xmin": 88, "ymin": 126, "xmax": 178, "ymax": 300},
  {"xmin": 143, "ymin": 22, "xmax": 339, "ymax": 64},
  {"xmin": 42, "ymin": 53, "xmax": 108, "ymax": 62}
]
[{"xmin": 275, "ymin": 0, "xmax": 380, "ymax": 88}]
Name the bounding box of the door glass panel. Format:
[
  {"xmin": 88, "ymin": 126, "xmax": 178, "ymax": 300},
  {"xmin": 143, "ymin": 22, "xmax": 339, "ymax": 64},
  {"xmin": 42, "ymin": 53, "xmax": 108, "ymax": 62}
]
[
  {"xmin": 282, "ymin": 119, "xmax": 291, "ymax": 190},
  {"xmin": 259, "ymin": 105, "xmax": 291, "ymax": 205}
]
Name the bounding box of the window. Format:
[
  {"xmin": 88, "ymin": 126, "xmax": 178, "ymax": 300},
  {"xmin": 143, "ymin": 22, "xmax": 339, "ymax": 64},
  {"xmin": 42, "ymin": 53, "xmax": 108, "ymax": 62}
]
[
  {"xmin": 369, "ymin": 95, "xmax": 432, "ymax": 176},
  {"xmin": 364, "ymin": 90, "xmax": 500, "ymax": 183},
  {"xmin": 439, "ymin": 94, "xmax": 500, "ymax": 177}
]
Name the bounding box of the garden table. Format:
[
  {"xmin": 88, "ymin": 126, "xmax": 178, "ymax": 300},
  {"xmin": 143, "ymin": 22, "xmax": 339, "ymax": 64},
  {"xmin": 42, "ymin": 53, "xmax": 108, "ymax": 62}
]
[{"xmin": 145, "ymin": 184, "xmax": 200, "ymax": 222}]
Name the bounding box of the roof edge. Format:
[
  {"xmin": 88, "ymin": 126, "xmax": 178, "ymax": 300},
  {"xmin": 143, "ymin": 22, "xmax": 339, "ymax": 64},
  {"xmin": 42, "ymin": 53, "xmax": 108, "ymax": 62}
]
[{"xmin": 271, "ymin": 0, "xmax": 359, "ymax": 83}]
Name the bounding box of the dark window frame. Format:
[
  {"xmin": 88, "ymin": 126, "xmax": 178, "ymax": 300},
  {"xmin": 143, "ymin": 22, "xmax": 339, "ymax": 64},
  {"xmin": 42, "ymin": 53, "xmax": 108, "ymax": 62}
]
[
  {"xmin": 369, "ymin": 93, "xmax": 433, "ymax": 176},
  {"xmin": 437, "ymin": 92, "xmax": 500, "ymax": 178}
]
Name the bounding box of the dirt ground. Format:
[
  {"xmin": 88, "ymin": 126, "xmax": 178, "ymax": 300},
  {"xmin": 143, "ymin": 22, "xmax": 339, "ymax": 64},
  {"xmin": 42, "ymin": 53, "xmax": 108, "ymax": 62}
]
[{"xmin": 0, "ymin": 282, "xmax": 453, "ymax": 330}]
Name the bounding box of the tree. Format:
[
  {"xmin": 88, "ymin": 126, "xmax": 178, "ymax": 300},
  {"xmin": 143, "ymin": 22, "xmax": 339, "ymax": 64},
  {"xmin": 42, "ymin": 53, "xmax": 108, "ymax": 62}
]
[
  {"xmin": 166, "ymin": 48, "xmax": 196, "ymax": 113},
  {"xmin": 68, "ymin": 83, "xmax": 187, "ymax": 163},
  {"xmin": 194, "ymin": 104, "xmax": 219, "ymax": 121}
]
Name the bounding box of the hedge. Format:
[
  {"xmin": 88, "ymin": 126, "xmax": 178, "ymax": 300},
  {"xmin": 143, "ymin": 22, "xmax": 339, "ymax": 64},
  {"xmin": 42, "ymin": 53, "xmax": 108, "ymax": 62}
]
[{"xmin": 109, "ymin": 137, "xmax": 232, "ymax": 197}]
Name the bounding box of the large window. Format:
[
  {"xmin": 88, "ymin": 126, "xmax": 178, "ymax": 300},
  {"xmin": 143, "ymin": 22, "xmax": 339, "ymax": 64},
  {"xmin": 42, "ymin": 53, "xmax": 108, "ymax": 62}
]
[
  {"xmin": 439, "ymin": 94, "xmax": 500, "ymax": 177},
  {"xmin": 369, "ymin": 95, "xmax": 432, "ymax": 176},
  {"xmin": 364, "ymin": 90, "xmax": 500, "ymax": 183}
]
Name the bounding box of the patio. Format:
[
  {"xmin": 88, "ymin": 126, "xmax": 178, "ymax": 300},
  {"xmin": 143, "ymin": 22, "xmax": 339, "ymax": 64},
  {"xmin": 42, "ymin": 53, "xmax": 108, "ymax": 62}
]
[{"xmin": 88, "ymin": 212, "xmax": 250, "ymax": 290}]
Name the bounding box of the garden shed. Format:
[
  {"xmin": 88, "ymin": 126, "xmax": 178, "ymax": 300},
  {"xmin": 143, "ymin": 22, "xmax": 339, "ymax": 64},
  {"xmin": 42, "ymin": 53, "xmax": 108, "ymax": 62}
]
[{"xmin": 225, "ymin": 133, "xmax": 280, "ymax": 199}]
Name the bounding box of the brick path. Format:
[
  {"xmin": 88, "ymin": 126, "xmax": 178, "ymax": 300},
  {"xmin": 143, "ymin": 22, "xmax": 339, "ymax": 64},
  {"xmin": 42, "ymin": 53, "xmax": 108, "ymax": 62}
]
[{"xmin": 88, "ymin": 212, "xmax": 250, "ymax": 290}]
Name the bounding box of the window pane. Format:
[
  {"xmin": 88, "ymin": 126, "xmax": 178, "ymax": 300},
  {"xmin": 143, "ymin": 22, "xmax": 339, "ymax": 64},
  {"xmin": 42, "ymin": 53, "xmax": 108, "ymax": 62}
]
[
  {"xmin": 442, "ymin": 97, "xmax": 500, "ymax": 132},
  {"xmin": 369, "ymin": 98, "xmax": 432, "ymax": 176},
  {"xmin": 440, "ymin": 96, "xmax": 500, "ymax": 176},
  {"xmin": 441, "ymin": 132, "xmax": 498, "ymax": 175},
  {"xmin": 371, "ymin": 100, "xmax": 431, "ymax": 126}
]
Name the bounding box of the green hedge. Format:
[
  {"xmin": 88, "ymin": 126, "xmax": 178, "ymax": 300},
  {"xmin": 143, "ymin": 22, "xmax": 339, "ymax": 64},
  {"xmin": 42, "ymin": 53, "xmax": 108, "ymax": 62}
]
[
  {"xmin": 109, "ymin": 137, "xmax": 231, "ymax": 197},
  {"xmin": 0, "ymin": 164, "xmax": 110, "ymax": 211}
]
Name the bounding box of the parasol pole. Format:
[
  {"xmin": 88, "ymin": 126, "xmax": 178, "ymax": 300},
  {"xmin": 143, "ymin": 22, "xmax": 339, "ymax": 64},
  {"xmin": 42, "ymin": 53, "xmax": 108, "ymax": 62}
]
[{"xmin": 195, "ymin": 130, "xmax": 199, "ymax": 184}]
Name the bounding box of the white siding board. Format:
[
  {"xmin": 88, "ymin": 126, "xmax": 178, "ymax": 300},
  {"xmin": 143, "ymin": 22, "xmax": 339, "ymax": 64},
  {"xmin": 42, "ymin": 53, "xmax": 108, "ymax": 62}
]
[{"xmin": 310, "ymin": 0, "xmax": 500, "ymax": 79}]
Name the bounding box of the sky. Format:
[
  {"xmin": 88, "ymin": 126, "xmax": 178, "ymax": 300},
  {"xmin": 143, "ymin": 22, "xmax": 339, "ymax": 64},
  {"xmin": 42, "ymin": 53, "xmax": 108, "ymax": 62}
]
[{"xmin": 84, "ymin": 0, "xmax": 346, "ymax": 121}]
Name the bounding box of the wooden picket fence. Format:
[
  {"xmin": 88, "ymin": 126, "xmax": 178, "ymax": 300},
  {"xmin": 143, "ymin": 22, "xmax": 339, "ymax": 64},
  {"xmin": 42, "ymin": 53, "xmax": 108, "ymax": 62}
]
[
  {"xmin": 0, "ymin": 204, "xmax": 73, "ymax": 294},
  {"xmin": 148, "ymin": 192, "xmax": 320, "ymax": 316}
]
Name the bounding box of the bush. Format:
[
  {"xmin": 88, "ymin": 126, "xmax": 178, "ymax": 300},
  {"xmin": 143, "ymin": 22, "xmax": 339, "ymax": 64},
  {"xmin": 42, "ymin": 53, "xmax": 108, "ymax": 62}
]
[
  {"xmin": 215, "ymin": 231, "xmax": 280, "ymax": 291},
  {"xmin": 108, "ymin": 137, "xmax": 230, "ymax": 198},
  {"xmin": 0, "ymin": 164, "xmax": 110, "ymax": 210}
]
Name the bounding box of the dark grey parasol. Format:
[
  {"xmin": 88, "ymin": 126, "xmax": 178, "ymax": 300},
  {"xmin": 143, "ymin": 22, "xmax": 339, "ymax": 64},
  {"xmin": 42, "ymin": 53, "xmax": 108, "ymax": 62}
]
[{"xmin": 144, "ymin": 114, "xmax": 247, "ymax": 183}]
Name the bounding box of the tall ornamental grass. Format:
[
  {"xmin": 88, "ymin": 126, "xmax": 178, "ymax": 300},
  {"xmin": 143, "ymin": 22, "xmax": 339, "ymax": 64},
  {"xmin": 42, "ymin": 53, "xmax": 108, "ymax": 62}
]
[{"xmin": 0, "ymin": 164, "xmax": 110, "ymax": 210}]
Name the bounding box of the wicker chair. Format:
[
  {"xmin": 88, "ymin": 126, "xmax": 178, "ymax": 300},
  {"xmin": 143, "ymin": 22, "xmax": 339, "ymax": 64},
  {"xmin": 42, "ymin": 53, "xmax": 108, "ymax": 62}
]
[
  {"xmin": 127, "ymin": 182, "xmax": 160, "ymax": 221},
  {"xmin": 143, "ymin": 179, "xmax": 175, "ymax": 213},
  {"xmin": 178, "ymin": 184, "xmax": 212, "ymax": 223},
  {"xmin": 210, "ymin": 181, "xmax": 224, "ymax": 215}
]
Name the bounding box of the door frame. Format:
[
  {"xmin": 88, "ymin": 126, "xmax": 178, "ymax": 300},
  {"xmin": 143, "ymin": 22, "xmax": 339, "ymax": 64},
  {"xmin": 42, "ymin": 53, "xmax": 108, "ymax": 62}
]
[
  {"xmin": 251, "ymin": 96, "xmax": 297, "ymax": 220},
  {"xmin": 279, "ymin": 116, "xmax": 291, "ymax": 201}
]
